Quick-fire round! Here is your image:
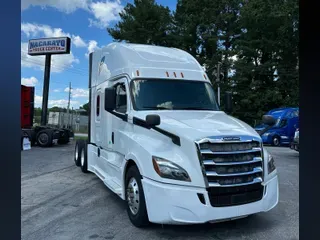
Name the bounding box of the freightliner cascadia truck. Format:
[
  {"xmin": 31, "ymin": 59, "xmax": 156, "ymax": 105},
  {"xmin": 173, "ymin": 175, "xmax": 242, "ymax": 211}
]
[
  {"xmin": 74, "ymin": 43, "xmax": 279, "ymax": 227},
  {"xmin": 21, "ymin": 85, "xmax": 74, "ymax": 149}
]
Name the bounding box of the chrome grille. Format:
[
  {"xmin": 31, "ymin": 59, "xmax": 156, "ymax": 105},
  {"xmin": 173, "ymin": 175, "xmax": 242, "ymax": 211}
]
[{"xmin": 196, "ymin": 136, "xmax": 264, "ymax": 207}]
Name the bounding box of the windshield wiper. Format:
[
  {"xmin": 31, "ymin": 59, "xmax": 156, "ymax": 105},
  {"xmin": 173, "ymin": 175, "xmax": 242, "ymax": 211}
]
[{"xmin": 142, "ymin": 106, "xmax": 172, "ymax": 110}]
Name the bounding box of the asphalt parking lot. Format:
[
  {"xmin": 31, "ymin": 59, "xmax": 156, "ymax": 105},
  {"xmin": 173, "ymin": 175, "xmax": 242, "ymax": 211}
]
[{"xmin": 21, "ymin": 142, "xmax": 299, "ymax": 240}]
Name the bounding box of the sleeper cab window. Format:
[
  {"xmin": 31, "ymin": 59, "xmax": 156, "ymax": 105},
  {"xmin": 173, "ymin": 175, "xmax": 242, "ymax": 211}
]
[
  {"xmin": 96, "ymin": 95, "xmax": 100, "ymax": 116},
  {"xmin": 115, "ymin": 84, "xmax": 127, "ymax": 114}
]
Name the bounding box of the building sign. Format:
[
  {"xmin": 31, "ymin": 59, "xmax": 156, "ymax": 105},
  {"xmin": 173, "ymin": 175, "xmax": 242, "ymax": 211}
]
[{"xmin": 28, "ymin": 37, "xmax": 71, "ymax": 56}]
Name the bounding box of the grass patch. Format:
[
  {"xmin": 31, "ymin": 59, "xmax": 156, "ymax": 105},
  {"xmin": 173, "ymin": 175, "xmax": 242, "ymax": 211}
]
[{"xmin": 74, "ymin": 136, "xmax": 88, "ymax": 141}]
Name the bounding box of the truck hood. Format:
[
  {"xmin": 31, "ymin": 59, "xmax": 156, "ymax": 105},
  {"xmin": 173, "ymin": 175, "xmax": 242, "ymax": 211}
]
[{"xmin": 134, "ymin": 110, "xmax": 261, "ymax": 141}]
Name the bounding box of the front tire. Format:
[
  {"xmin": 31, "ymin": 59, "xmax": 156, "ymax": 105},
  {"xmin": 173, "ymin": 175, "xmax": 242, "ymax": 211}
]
[
  {"xmin": 272, "ymin": 136, "xmax": 281, "ymax": 146},
  {"xmin": 125, "ymin": 165, "xmax": 149, "ymax": 228}
]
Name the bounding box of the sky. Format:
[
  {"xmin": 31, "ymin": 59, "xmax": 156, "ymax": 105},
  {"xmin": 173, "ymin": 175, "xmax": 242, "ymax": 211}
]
[{"xmin": 21, "ymin": 0, "xmax": 177, "ymax": 109}]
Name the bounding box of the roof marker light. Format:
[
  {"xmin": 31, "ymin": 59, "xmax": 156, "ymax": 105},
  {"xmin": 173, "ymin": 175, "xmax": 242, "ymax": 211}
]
[
  {"xmin": 203, "ymin": 74, "xmax": 207, "ymax": 80},
  {"xmin": 136, "ymin": 70, "xmax": 140, "ymax": 76},
  {"xmin": 173, "ymin": 72, "xmax": 177, "ymax": 78},
  {"xmin": 181, "ymin": 72, "xmax": 184, "ymax": 78},
  {"xmin": 166, "ymin": 71, "xmax": 169, "ymax": 77}
]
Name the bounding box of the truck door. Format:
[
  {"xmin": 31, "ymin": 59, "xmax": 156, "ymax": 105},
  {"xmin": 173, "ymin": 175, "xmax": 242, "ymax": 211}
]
[
  {"xmin": 287, "ymin": 109, "xmax": 299, "ymax": 141},
  {"xmin": 100, "ymin": 78, "xmax": 130, "ymax": 190}
]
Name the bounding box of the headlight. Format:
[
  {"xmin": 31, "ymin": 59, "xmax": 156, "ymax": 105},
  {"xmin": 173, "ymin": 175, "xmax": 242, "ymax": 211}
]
[
  {"xmin": 263, "ymin": 132, "xmax": 270, "ymax": 136},
  {"xmin": 152, "ymin": 156, "xmax": 191, "ymax": 182},
  {"xmin": 267, "ymin": 154, "xmax": 276, "ymax": 174}
]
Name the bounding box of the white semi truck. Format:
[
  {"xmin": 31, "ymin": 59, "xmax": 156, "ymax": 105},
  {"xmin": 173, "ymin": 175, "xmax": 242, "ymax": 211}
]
[{"xmin": 74, "ymin": 43, "xmax": 279, "ymax": 227}]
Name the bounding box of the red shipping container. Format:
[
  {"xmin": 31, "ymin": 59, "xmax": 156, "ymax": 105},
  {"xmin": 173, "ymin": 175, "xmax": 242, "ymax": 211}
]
[{"xmin": 21, "ymin": 85, "xmax": 35, "ymax": 128}]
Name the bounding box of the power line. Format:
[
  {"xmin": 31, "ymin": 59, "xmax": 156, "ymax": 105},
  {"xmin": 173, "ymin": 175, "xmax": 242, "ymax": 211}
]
[{"xmin": 21, "ymin": 58, "xmax": 88, "ymax": 76}]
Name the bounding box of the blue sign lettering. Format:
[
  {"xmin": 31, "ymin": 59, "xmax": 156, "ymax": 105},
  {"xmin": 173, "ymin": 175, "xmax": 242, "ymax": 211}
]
[{"xmin": 28, "ymin": 38, "xmax": 69, "ymax": 54}]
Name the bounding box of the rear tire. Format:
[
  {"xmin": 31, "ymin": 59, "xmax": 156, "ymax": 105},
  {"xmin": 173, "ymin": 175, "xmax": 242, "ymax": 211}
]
[
  {"xmin": 80, "ymin": 140, "xmax": 88, "ymax": 173},
  {"xmin": 36, "ymin": 130, "xmax": 53, "ymax": 147},
  {"xmin": 74, "ymin": 140, "xmax": 82, "ymax": 166},
  {"xmin": 125, "ymin": 165, "xmax": 149, "ymax": 228}
]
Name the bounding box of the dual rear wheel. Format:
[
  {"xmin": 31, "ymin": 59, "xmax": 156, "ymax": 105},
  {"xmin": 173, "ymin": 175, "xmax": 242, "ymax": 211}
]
[
  {"xmin": 73, "ymin": 140, "xmax": 149, "ymax": 227},
  {"xmin": 74, "ymin": 140, "xmax": 88, "ymax": 173}
]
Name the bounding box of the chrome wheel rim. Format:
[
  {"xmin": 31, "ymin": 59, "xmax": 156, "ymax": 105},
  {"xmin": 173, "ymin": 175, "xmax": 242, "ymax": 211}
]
[
  {"xmin": 38, "ymin": 133, "xmax": 49, "ymax": 145},
  {"xmin": 127, "ymin": 177, "xmax": 140, "ymax": 215},
  {"xmin": 75, "ymin": 144, "xmax": 78, "ymax": 161},
  {"xmin": 81, "ymin": 148, "xmax": 85, "ymax": 166},
  {"xmin": 273, "ymin": 137, "xmax": 279, "ymax": 146}
]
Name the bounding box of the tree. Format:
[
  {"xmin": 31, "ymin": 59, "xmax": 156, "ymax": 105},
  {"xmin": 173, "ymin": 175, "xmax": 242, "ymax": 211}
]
[
  {"xmin": 107, "ymin": 0, "xmax": 299, "ymax": 126},
  {"xmin": 107, "ymin": 0, "xmax": 175, "ymax": 46},
  {"xmin": 230, "ymin": 0, "xmax": 299, "ymax": 125},
  {"xmin": 80, "ymin": 102, "xmax": 89, "ymax": 114},
  {"xmin": 34, "ymin": 107, "xmax": 42, "ymax": 116},
  {"xmin": 49, "ymin": 106, "xmax": 67, "ymax": 113}
]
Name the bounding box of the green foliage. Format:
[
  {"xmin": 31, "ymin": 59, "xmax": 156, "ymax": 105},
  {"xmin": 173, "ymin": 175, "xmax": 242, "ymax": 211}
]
[
  {"xmin": 49, "ymin": 106, "xmax": 67, "ymax": 113},
  {"xmin": 107, "ymin": 0, "xmax": 299, "ymax": 126},
  {"xmin": 231, "ymin": 0, "xmax": 299, "ymax": 124},
  {"xmin": 80, "ymin": 102, "xmax": 89, "ymax": 113},
  {"xmin": 34, "ymin": 107, "xmax": 42, "ymax": 116},
  {"xmin": 107, "ymin": 0, "xmax": 175, "ymax": 46}
]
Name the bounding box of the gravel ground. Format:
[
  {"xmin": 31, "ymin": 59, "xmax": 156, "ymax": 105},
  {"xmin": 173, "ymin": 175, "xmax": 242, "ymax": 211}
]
[{"xmin": 21, "ymin": 143, "xmax": 299, "ymax": 240}]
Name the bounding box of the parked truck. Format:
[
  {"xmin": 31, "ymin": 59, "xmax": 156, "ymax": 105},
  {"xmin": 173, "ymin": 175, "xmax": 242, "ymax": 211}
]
[
  {"xmin": 74, "ymin": 43, "xmax": 279, "ymax": 227},
  {"xmin": 290, "ymin": 128, "xmax": 299, "ymax": 152},
  {"xmin": 254, "ymin": 107, "xmax": 299, "ymax": 146},
  {"xmin": 21, "ymin": 84, "xmax": 74, "ymax": 149}
]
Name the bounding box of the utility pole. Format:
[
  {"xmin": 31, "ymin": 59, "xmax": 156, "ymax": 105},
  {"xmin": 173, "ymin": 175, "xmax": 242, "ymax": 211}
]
[
  {"xmin": 71, "ymin": 107, "xmax": 74, "ymax": 130},
  {"xmin": 217, "ymin": 62, "xmax": 222, "ymax": 106},
  {"xmin": 67, "ymin": 82, "xmax": 72, "ymax": 128},
  {"xmin": 41, "ymin": 54, "xmax": 51, "ymax": 126}
]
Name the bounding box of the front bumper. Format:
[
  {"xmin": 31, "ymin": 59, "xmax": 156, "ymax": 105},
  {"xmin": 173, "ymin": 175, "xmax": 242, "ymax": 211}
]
[
  {"xmin": 142, "ymin": 176, "xmax": 279, "ymax": 224},
  {"xmin": 291, "ymin": 141, "xmax": 299, "ymax": 151}
]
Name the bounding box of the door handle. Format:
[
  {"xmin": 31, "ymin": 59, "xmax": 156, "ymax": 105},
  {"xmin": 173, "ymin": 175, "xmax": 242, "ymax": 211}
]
[{"xmin": 112, "ymin": 132, "xmax": 114, "ymax": 144}]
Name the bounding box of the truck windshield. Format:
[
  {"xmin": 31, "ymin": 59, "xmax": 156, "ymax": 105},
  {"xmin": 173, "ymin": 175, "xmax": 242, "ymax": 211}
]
[{"xmin": 130, "ymin": 79, "xmax": 219, "ymax": 111}]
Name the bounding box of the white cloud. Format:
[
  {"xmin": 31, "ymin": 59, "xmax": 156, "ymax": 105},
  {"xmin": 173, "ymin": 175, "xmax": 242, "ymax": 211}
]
[
  {"xmin": 72, "ymin": 35, "xmax": 87, "ymax": 47},
  {"xmin": 88, "ymin": 0, "xmax": 123, "ymax": 29},
  {"xmin": 22, "ymin": 1, "xmax": 124, "ymax": 29},
  {"xmin": 21, "ymin": 22, "xmax": 68, "ymax": 38},
  {"xmin": 21, "ymin": 23, "xmax": 87, "ymax": 48},
  {"xmin": 34, "ymin": 95, "xmax": 80, "ymax": 108},
  {"xmin": 64, "ymin": 87, "xmax": 89, "ymax": 98},
  {"xmin": 85, "ymin": 40, "xmax": 101, "ymax": 58},
  {"xmin": 53, "ymin": 89, "xmax": 61, "ymax": 92},
  {"xmin": 21, "ymin": 76, "xmax": 38, "ymax": 86},
  {"xmin": 35, "ymin": 95, "xmax": 43, "ymax": 106},
  {"xmin": 21, "ymin": 42, "xmax": 80, "ymax": 73},
  {"xmin": 21, "ymin": 0, "xmax": 90, "ymax": 13}
]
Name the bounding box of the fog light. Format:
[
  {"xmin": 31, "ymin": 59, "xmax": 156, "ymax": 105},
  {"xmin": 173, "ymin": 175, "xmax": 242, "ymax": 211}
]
[{"xmin": 268, "ymin": 155, "xmax": 276, "ymax": 174}]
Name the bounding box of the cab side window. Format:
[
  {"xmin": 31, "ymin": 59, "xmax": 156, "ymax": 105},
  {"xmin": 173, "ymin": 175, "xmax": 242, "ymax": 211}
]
[
  {"xmin": 292, "ymin": 110, "xmax": 299, "ymax": 118},
  {"xmin": 279, "ymin": 119, "xmax": 287, "ymax": 128},
  {"xmin": 96, "ymin": 95, "xmax": 100, "ymax": 117},
  {"xmin": 115, "ymin": 84, "xmax": 127, "ymax": 114}
]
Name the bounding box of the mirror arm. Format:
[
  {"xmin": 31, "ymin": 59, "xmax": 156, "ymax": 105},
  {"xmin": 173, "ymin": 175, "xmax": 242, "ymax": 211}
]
[{"xmin": 258, "ymin": 125, "xmax": 273, "ymax": 136}]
